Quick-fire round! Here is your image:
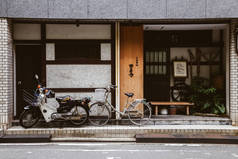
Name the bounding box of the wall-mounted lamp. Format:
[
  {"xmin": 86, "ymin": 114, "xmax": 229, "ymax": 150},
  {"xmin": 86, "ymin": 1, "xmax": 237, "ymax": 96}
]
[{"xmin": 76, "ymin": 20, "xmax": 80, "ymax": 27}]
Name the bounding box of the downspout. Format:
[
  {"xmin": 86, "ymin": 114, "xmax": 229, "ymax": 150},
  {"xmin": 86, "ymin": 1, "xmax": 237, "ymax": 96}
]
[{"xmin": 115, "ymin": 22, "xmax": 120, "ymax": 119}]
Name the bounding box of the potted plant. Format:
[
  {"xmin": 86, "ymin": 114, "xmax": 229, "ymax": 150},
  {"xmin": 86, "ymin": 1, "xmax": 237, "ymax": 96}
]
[{"xmin": 187, "ymin": 77, "xmax": 226, "ymax": 116}]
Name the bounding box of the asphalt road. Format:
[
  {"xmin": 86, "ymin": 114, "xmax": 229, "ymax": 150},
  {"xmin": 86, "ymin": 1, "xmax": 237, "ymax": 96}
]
[{"xmin": 0, "ymin": 142, "xmax": 238, "ymax": 159}]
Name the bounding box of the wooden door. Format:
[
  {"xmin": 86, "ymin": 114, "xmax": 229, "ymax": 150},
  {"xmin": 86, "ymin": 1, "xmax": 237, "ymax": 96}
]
[
  {"xmin": 120, "ymin": 25, "xmax": 143, "ymax": 111},
  {"xmin": 144, "ymin": 48, "xmax": 170, "ymax": 101}
]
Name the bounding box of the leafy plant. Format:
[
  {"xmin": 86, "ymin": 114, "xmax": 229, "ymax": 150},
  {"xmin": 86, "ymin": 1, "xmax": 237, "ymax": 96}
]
[{"xmin": 188, "ymin": 77, "xmax": 226, "ymax": 115}]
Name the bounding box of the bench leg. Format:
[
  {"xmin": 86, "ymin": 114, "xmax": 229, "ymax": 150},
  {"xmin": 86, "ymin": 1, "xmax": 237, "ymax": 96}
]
[
  {"xmin": 186, "ymin": 106, "xmax": 189, "ymax": 115},
  {"xmin": 155, "ymin": 106, "xmax": 158, "ymax": 116}
]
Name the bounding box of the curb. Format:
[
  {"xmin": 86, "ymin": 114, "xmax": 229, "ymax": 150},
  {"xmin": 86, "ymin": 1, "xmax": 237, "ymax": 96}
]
[
  {"xmin": 136, "ymin": 134, "xmax": 238, "ymax": 144},
  {"xmin": 0, "ymin": 134, "xmax": 51, "ymax": 143},
  {"xmin": 51, "ymin": 137, "xmax": 135, "ymax": 142}
]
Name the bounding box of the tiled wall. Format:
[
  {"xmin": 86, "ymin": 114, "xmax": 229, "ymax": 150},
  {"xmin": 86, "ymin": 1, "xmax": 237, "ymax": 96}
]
[
  {"xmin": 0, "ymin": 18, "xmax": 13, "ymax": 130},
  {"xmin": 229, "ymin": 20, "xmax": 238, "ymax": 126}
]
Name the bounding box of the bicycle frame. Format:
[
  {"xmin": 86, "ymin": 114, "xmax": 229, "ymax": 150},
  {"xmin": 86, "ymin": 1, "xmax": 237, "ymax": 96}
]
[{"xmin": 103, "ymin": 87, "xmax": 144, "ymax": 117}]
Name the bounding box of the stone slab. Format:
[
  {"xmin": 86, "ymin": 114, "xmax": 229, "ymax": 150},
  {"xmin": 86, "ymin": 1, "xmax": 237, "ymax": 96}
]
[
  {"xmin": 48, "ymin": 0, "xmax": 87, "ymax": 19},
  {"xmin": 206, "ymin": 0, "xmax": 238, "ymax": 18},
  {"xmin": 87, "ymin": 0, "xmax": 127, "ymax": 19},
  {"xmin": 167, "ymin": 0, "xmax": 206, "ymax": 19},
  {"xmin": 128, "ymin": 0, "xmax": 166, "ymax": 19},
  {"xmin": 7, "ymin": 0, "xmax": 48, "ymax": 18}
]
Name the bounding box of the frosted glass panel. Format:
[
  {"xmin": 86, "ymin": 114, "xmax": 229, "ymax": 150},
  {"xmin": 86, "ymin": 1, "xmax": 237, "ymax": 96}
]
[
  {"xmin": 154, "ymin": 65, "xmax": 158, "ymax": 75},
  {"xmin": 158, "ymin": 65, "xmax": 162, "ymax": 74},
  {"xmin": 159, "ymin": 51, "xmax": 162, "ymax": 62},
  {"xmin": 163, "ymin": 51, "xmax": 166, "ymax": 62},
  {"xmin": 150, "ymin": 65, "xmax": 154, "ymax": 74},
  {"xmin": 47, "ymin": 65, "xmax": 111, "ymax": 88},
  {"xmin": 163, "ymin": 66, "xmax": 166, "ymax": 74},
  {"xmin": 100, "ymin": 43, "xmax": 111, "ymax": 60},
  {"xmin": 150, "ymin": 52, "xmax": 154, "ymax": 62},
  {"xmin": 46, "ymin": 43, "xmax": 55, "ymax": 61},
  {"xmin": 154, "ymin": 51, "xmax": 159, "ymax": 62},
  {"xmin": 146, "ymin": 65, "xmax": 150, "ymax": 75},
  {"xmin": 14, "ymin": 24, "xmax": 41, "ymax": 40},
  {"xmin": 46, "ymin": 24, "xmax": 111, "ymax": 39},
  {"xmin": 146, "ymin": 52, "xmax": 150, "ymax": 62}
]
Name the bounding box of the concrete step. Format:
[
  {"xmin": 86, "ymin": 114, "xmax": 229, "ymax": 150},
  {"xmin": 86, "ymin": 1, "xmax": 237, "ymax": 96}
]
[
  {"xmin": 6, "ymin": 125, "xmax": 238, "ymax": 140},
  {"xmin": 0, "ymin": 134, "xmax": 51, "ymax": 143},
  {"xmin": 136, "ymin": 134, "xmax": 238, "ymax": 144},
  {"xmin": 11, "ymin": 115, "xmax": 232, "ymax": 126}
]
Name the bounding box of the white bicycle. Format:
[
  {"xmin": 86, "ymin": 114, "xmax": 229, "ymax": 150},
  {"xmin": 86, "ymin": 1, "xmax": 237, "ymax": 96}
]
[{"xmin": 88, "ymin": 85, "xmax": 152, "ymax": 126}]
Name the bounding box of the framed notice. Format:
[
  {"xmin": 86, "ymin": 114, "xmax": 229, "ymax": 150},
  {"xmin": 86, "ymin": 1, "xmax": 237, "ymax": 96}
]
[{"xmin": 173, "ymin": 61, "xmax": 188, "ymax": 78}]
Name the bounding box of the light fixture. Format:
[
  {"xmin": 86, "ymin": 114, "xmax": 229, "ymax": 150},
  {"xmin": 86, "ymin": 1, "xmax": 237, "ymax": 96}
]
[{"xmin": 76, "ymin": 20, "xmax": 80, "ymax": 27}]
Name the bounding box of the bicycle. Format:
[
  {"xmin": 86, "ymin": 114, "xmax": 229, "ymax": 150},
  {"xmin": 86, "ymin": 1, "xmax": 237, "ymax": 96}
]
[{"xmin": 88, "ymin": 85, "xmax": 152, "ymax": 126}]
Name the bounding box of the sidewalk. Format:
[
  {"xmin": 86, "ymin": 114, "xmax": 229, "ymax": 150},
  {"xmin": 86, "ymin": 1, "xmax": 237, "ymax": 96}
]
[{"xmin": 5, "ymin": 125, "xmax": 238, "ymax": 142}]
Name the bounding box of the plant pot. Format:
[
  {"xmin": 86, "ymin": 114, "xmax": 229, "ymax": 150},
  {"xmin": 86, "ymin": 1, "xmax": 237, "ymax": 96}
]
[
  {"xmin": 169, "ymin": 107, "xmax": 177, "ymax": 115},
  {"xmin": 160, "ymin": 108, "xmax": 168, "ymax": 115}
]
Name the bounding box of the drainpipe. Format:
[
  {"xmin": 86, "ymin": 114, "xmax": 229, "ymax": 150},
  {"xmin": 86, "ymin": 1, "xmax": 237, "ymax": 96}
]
[{"xmin": 115, "ymin": 22, "xmax": 120, "ymax": 120}]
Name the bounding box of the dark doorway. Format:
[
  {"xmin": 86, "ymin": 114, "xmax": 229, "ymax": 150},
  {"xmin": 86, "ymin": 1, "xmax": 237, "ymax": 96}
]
[
  {"xmin": 16, "ymin": 45, "xmax": 42, "ymax": 118},
  {"xmin": 144, "ymin": 48, "xmax": 170, "ymax": 101}
]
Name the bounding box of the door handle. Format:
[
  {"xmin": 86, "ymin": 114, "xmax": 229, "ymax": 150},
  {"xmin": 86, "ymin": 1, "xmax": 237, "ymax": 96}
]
[
  {"xmin": 17, "ymin": 81, "xmax": 22, "ymax": 85},
  {"xmin": 129, "ymin": 64, "xmax": 134, "ymax": 78}
]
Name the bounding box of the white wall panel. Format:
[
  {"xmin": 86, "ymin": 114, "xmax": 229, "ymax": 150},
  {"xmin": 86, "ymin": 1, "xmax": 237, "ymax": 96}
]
[
  {"xmin": 100, "ymin": 43, "xmax": 111, "ymax": 60},
  {"xmin": 46, "ymin": 65, "xmax": 111, "ymax": 88},
  {"xmin": 46, "ymin": 24, "xmax": 111, "ymax": 39},
  {"xmin": 55, "ymin": 92, "xmax": 111, "ymax": 103},
  {"xmin": 13, "ymin": 24, "xmax": 41, "ymax": 40},
  {"xmin": 46, "ymin": 43, "xmax": 55, "ymax": 61}
]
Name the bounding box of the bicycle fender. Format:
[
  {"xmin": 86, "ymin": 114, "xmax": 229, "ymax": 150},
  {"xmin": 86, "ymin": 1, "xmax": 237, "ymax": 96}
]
[{"xmin": 23, "ymin": 105, "xmax": 33, "ymax": 110}]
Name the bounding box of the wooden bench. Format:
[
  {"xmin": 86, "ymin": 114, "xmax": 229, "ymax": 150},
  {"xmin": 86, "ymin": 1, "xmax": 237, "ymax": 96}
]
[{"xmin": 150, "ymin": 102, "xmax": 195, "ymax": 115}]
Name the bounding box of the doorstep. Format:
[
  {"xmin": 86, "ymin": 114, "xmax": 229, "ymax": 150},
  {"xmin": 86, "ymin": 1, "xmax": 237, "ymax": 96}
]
[{"xmin": 5, "ymin": 125, "xmax": 238, "ymax": 141}]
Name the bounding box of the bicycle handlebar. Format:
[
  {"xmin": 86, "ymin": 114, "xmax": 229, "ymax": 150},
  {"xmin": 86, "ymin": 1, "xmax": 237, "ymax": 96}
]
[{"xmin": 109, "ymin": 85, "xmax": 117, "ymax": 89}]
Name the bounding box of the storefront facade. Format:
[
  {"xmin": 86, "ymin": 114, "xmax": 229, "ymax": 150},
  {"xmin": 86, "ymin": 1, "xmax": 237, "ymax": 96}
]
[{"xmin": 1, "ymin": 0, "xmax": 238, "ymax": 130}]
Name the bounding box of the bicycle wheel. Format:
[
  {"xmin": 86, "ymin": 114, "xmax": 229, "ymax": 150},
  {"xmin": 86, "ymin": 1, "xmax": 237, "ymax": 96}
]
[
  {"xmin": 19, "ymin": 108, "xmax": 40, "ymax": 128},
  {"xmin": 88, "ymin": 102, "xmax": 110, "ymax": 126},
  {"xmin": 70, "ymin": 106, "xmax": 88, "ymax": 126},
  {"xmin": 171, "ymin": 82, "xmax": 190, "ymax": 102},
  {"xmin": 128, "ymin": 102, "xmax": 151, "ymax": 126}
]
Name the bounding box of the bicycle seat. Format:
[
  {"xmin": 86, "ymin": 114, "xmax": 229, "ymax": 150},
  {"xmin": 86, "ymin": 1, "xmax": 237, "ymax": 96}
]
[{"xmin": 124, "ymin": 92, "xmax": 134, "ymax": 98}]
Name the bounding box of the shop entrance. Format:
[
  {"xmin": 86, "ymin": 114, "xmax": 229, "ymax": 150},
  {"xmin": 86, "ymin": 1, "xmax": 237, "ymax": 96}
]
[{"xmin": 15, "ymin": 45, "xmax": 42, "ymax": 118}]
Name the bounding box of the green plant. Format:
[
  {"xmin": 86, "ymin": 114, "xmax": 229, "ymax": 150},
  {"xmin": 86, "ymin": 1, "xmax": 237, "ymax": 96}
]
[{"xmin": 188, "ymin": 77, "xmax": 226, "ymax": 115}]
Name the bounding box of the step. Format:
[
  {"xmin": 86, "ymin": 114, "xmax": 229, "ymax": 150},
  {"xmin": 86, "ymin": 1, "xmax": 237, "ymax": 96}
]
[
  {"xmin": 0, "ymin": 134, "xmax": 51, "ymax": 143},
  {"xmin": 11, "ymin": 115, "xmax": 232, "ymax": 126},
  {"xmin": 6, "ymin": 125, "xmax": 238, "ymax": 139},
  {"xmin": 0, "ymin": 128, "xmax": 3, "ymax": 137},
  {"xmin": 136, "ymin": 134, "xmax": 238, "ymax": 144}
]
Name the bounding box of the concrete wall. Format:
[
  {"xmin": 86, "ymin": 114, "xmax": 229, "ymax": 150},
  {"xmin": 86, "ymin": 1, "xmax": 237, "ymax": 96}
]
[{"xmin": 1, "ymin": 0, "xmax": 238, "ymax": 19}]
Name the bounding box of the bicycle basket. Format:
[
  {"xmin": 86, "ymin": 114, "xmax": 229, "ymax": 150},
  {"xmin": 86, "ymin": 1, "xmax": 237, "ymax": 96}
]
[
  {"xmin": 94, "ymin": 89, "xmax": 106, "ymax": 102},
  {"xmin": 22, "ymin": 89, "xmax": 39, "ymax": 106}
]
